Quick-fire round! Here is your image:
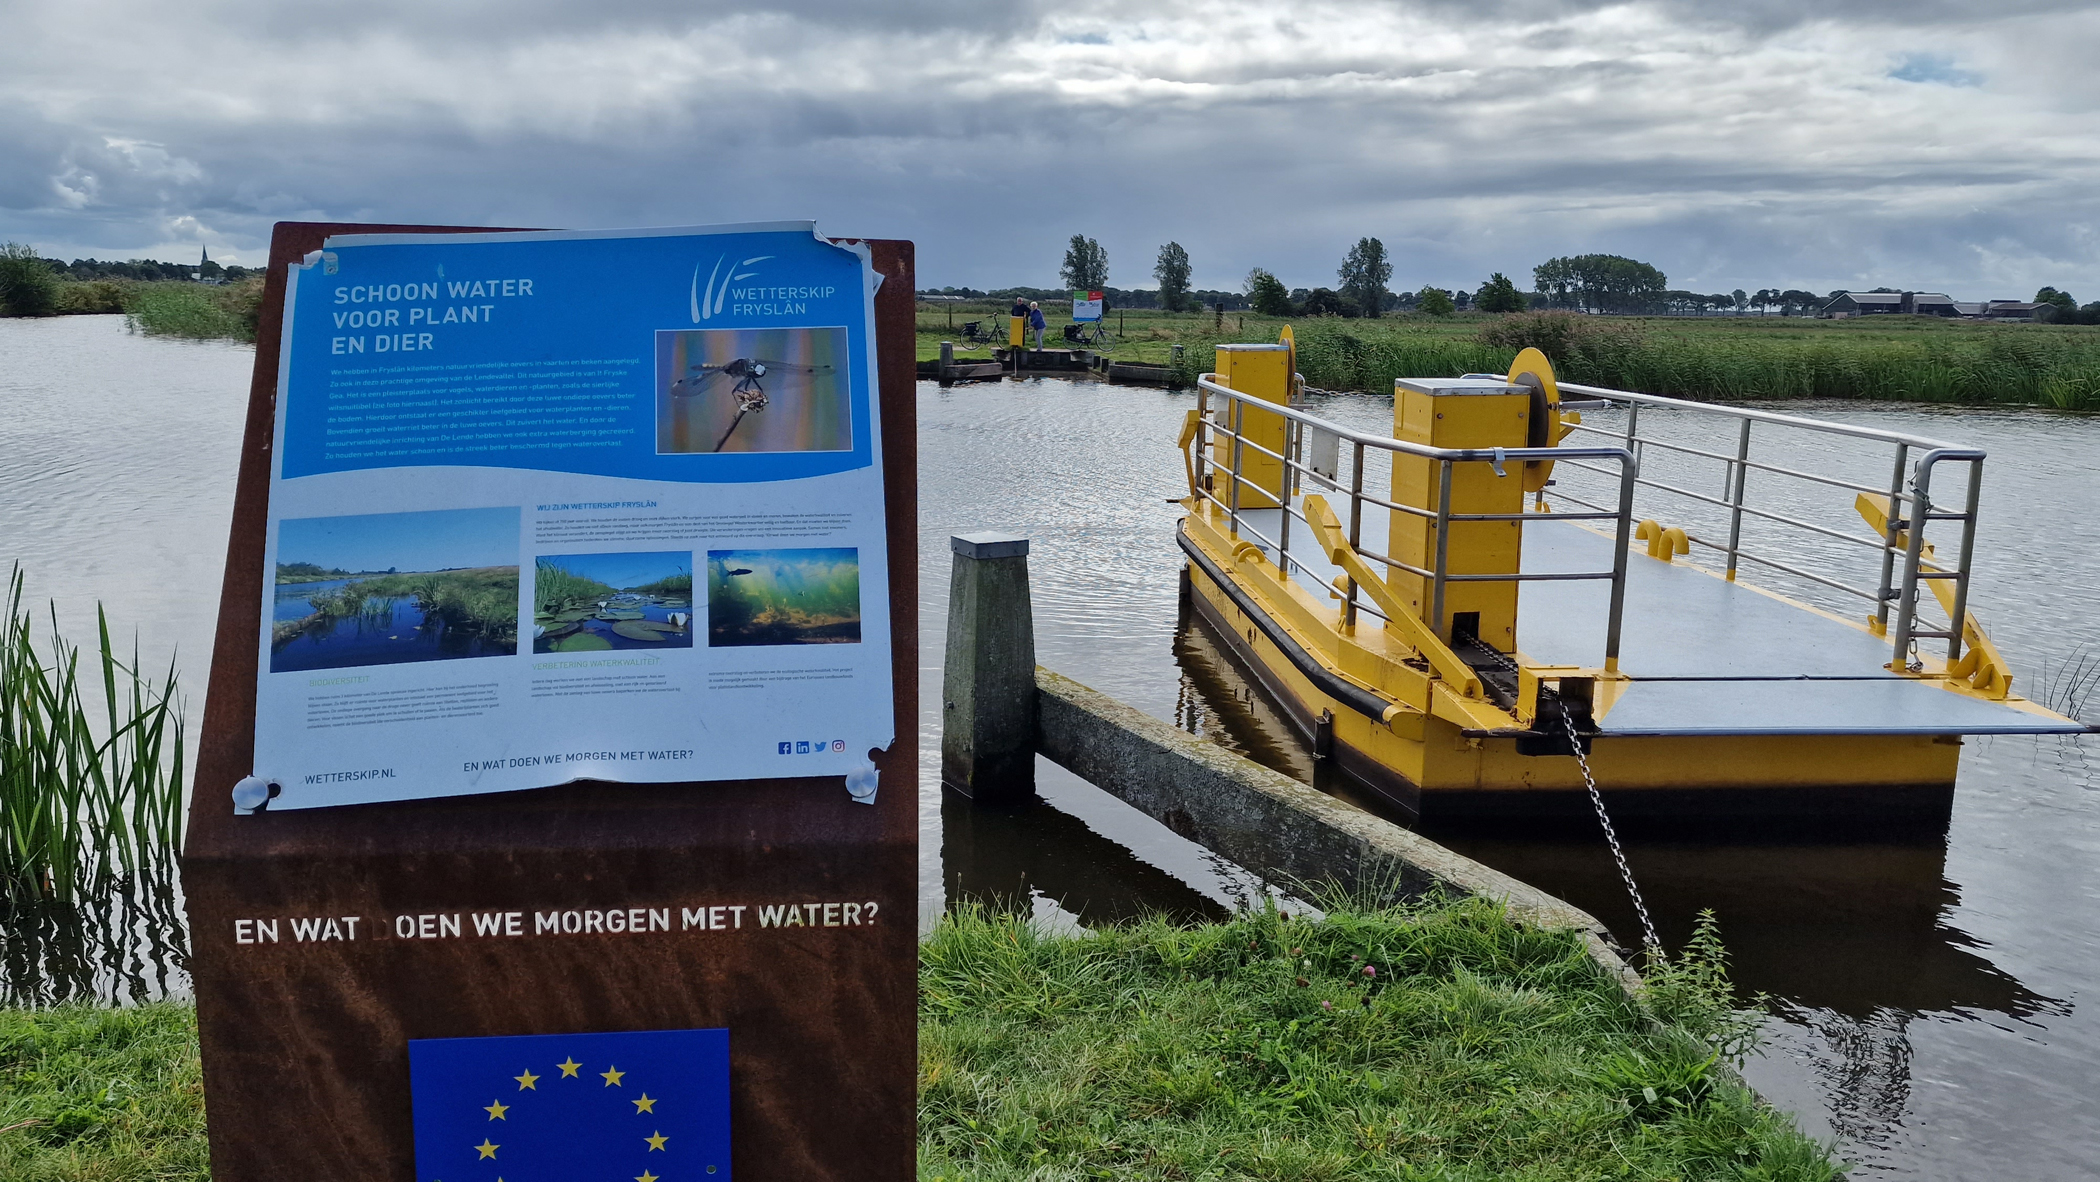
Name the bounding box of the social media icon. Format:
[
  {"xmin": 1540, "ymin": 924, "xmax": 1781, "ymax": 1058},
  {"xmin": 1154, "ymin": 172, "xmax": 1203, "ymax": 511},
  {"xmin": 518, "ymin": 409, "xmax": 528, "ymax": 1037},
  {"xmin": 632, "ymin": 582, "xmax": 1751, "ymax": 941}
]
[
  {"xmin": 777, "ymin": 742, "xmax": 792, "ymax": 755},
  {"xmin": 795, "ymin": 741, "xmax": 811, "ymax": 754},
  {"xmin": 831, "ymin": 740, "xmax": 846, "ymax": 752}
]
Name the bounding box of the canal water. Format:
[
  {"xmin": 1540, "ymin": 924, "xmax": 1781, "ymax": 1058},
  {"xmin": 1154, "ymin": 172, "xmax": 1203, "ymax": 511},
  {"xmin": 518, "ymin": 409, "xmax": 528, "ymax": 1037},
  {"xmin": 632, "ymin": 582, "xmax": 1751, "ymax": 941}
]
[{"xmin": 4, "ymin": 315, "xmax": 2097, "ymax": 1179}]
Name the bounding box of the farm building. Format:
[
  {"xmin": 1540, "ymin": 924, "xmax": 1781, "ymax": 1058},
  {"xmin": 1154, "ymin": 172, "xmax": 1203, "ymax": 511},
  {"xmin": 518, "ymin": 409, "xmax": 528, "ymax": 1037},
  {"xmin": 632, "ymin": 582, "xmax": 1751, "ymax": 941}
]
[{"xmin": 1818, "ymin": 291, "xmax": 1959, "ymax": 317}]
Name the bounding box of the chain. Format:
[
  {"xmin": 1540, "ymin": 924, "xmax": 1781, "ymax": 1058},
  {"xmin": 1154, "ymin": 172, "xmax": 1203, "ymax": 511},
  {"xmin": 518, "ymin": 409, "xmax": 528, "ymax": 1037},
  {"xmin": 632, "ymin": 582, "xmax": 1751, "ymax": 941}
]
[
  {"xmin": 1459, "ymin": 635, "xmax": 1660, "ymax": 957},
  {"xmin": 1562, "ymin": 707, "xmax": 1660, "ymax": 957}
]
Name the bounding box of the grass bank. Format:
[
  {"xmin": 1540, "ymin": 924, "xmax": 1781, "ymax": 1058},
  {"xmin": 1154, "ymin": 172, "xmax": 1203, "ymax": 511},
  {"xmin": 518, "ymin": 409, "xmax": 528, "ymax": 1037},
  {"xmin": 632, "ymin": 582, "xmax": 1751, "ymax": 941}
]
[
  {"xmin": 918, "ymin": 302, "xmax": 2100, "ymax": 409},
  {"xmin": 0, "ymin": 1003, "xmax": 206, "ymax": 1181},
  {"xmin": 925, "ymin": 900, "xmax": 1833, "ymax": 1180},
  {"xmin": 2, "ymin": 902, "xmax": 1834, "ymax": 1180}
]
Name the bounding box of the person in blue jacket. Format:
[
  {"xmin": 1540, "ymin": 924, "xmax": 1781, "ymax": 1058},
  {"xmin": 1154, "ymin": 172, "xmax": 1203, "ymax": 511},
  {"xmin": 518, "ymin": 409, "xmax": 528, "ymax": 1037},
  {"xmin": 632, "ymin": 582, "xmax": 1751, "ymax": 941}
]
[{"xmin": 1028, "ymin": 301, "xmax": 1047, "ymax": 348}]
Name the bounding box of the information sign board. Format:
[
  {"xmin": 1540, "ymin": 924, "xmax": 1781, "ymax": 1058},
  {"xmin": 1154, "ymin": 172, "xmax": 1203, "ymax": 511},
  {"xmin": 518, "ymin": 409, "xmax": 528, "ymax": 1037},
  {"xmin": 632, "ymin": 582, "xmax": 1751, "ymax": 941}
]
[
  {"xmin": 182, "ymin": 222, "xmax": 918, "ymax": 1182},
  {"xmin": 255, "ymin": 224, "xmax": 891, "ymax": 809},
  {"xmin": 1071, "ymin": 290, "xmax": 1103, "ymax": 321}
]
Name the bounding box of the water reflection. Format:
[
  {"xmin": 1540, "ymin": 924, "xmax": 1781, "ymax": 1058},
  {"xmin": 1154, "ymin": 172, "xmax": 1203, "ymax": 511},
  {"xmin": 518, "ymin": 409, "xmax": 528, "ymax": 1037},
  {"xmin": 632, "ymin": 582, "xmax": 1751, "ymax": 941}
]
[
  {"xmin": 1, "ymin": 868, "xmax": 189, "ymax": 1007},
  {"xmin": 1172, "ymin": 597, "xmax": 2057, "ymax": 1009},
  {"xmin": 940, "ymin": 772, "xmax": 1227, "ymax": 927}
]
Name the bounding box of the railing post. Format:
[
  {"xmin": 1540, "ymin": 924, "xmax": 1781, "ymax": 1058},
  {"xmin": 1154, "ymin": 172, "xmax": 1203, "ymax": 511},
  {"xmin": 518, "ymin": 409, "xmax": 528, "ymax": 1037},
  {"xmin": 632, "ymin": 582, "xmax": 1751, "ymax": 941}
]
[
  {"xmin": 1431, "ymin": 460, "xmax": 1454, "ymax": 641},
  {"xmin": 1944, "ymin": 459, "xmax": 1984, "ymax": 664},
  {"xmin": 1277, "ymin": 415, "xmax": 1295, "ymax": 571},
  {"xmin": 1194, "ymin": 378, "xmax": 1210, "ymax": 496},
  {"xmin": 1622, "ymin": 401, "xmax": 1641, "ymax": 474},
  {"xmin": 1228, "ymin": 394, "xmax": 1245, "ymax": 538},
  {"xmin": 1605, "ymin": 455, "xmax": 1636, "ymax": 671},
  {"xmin": 1890, "ymin": 463, "xmax": 1934, "ymax": 670},
  {"xmin": 1873, "ymin": 443, "xmax": 1909, "ymax": 634},
  {"xmin": 1345, "ymin": 441, "xmax": 1365, "ymax": 630},
  {"xmin": 941, "ymin": 533, "xmax": 1037, "ymax": 805},
  {"xmin": 1724, "ymin": 419, "xmax": 1751, "ymax": 581}
]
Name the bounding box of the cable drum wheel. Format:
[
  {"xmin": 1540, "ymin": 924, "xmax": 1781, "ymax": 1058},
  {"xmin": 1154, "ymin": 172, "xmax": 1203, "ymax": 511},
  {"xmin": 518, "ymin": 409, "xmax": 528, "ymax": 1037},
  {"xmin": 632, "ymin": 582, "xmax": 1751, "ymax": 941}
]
[{"xmin": 1507, "ymin": 346, "xmax": 1563, "ymax": 494}]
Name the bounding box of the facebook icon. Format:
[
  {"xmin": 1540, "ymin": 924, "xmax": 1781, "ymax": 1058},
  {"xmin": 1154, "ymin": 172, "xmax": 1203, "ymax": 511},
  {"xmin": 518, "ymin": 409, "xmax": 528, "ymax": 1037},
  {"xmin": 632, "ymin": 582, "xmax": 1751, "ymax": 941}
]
[{"xmin": 777, "ymin": 742, "xmax": 791, "ymax": 755}]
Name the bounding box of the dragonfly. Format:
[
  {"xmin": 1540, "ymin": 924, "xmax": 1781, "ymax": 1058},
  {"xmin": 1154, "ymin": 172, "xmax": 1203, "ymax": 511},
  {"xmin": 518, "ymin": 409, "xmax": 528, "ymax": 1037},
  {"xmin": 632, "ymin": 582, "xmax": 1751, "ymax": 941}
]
[{"xmin": 668, "ymin": 358, "xmax": 834, "ymax": 451}]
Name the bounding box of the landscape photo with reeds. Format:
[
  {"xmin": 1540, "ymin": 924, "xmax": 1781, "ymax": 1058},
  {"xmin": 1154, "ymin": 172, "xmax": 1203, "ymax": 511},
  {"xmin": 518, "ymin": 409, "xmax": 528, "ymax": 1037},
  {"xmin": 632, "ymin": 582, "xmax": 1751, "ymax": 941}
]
[
  {"xmin": 270, "ymin": 506, "xmax": 520, "ymax": 672},
  {"xmin": 533, "ymin": 551, "xmax": 694, "ymax": 653},
  {"xmin": 706, "ymin": 548, "xmax": 860, "ymax": 647}
]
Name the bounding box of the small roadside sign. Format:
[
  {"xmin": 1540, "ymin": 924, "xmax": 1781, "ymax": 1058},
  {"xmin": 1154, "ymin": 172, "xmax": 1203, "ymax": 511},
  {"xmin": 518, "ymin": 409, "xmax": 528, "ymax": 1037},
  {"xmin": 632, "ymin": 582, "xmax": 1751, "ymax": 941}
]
[{"xmin": 1071, "ymin": 290, "xmax": 1103, "ymax": 322}]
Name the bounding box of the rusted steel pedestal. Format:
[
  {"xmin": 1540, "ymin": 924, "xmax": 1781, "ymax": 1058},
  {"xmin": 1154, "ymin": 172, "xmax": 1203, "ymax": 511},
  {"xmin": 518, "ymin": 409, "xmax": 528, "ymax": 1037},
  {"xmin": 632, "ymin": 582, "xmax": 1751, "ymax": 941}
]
[{"xmin": 181, "ymin": 223, "xmax": 919, "ymax": 1182}]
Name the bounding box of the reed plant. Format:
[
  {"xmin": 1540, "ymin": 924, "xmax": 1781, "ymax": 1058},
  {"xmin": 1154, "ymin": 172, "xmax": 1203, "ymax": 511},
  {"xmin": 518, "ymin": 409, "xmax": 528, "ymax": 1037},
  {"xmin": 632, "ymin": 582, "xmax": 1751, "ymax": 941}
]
[
  {"xmin": 123, "ymin": 278, "xmax": 265, "ymax": 342},
  {"xmin": 0, "ymin": 568, "xmax": 187, "ymax": 1006},
  {"xmin": 533, "ymin": 560, "xmax": 616, "ymax": 615},
  {"xmin": 1145, "ymin": 311, "xmax": 2100, "ymax": 407},
  {"xmin": 290, "ymin": 567, "xmax": 522, "ymax": 648},
  {"xmin": 631, "ymin": 571, "xmax": 693, "ymax": 597}
]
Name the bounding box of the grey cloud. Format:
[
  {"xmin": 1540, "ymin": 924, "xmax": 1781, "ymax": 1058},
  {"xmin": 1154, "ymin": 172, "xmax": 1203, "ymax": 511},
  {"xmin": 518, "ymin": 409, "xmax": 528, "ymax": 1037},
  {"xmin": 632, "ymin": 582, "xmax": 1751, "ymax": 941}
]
[{"xmin": 1, "ymin": 0, "xmax": 2095, "ymax": 296}]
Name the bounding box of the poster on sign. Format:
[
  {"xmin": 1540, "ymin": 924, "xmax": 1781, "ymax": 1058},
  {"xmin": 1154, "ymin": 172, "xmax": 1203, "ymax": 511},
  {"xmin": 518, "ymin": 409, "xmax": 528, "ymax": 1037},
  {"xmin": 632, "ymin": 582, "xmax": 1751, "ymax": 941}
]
[
  {"xmin": 1071, "ymin": 290, "xmax": 1103, "ymax": 322},
  {"xmin": 251, "ymin": 223, "xmax": 893, "ymax": 810}
]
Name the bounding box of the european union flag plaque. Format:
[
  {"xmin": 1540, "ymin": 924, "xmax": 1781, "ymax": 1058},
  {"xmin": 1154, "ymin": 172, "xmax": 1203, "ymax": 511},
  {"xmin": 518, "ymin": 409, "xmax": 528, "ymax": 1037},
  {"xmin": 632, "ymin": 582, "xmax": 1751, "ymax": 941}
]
[
  {"xmin": 410, "ymin": 1028, "xmax": 731, "ymax": 1181},
  {"xmin": 182, "ymin": 222, "xmax": 917, "ymax": 1182}
]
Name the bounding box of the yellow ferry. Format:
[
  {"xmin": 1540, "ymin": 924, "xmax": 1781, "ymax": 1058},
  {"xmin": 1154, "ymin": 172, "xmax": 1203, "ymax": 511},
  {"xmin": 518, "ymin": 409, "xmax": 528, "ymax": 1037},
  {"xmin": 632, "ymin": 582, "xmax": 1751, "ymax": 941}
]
[{"xmin": 1176, "ymin": 335, "xmax": 2089, "ymax": 823}]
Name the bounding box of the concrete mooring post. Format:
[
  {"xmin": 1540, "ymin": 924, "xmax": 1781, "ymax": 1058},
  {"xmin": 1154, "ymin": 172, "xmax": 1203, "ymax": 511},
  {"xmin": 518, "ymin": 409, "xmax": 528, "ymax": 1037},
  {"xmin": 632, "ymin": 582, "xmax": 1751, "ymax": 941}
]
[{"xmin": 941, "ymin": 532, "xmax": 1037, "ymax": 803}]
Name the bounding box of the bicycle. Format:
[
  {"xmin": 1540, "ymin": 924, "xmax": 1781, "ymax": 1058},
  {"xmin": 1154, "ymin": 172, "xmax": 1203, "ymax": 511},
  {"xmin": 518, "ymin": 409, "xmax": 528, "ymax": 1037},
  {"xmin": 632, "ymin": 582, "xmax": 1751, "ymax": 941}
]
[
  {"xmin": 957, "ymin": 318, "xmax": 1007, "ymax": 350},
  {"xmin": 1067, "ymin": 320, "xmax": 1117, "ymax": 351}
]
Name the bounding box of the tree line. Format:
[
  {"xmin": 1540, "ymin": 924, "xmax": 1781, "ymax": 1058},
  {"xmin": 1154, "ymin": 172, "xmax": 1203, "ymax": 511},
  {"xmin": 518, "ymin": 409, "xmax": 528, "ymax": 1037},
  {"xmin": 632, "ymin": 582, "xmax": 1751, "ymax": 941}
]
[
  {"xmin": 1, "ymin": 242, "xmax": 263, "ymax": 317},
  {"xmin": 923, "ymin": 236, "xmax": 2100, "ymax": 322}
]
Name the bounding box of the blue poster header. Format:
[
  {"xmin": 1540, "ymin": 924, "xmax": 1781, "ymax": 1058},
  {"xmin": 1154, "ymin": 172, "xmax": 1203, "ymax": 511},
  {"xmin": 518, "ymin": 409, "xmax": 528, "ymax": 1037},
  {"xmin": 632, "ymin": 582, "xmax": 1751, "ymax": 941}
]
[{"xmin": 279, "ymin": 225, "xmax": 875, "ymax": 484}]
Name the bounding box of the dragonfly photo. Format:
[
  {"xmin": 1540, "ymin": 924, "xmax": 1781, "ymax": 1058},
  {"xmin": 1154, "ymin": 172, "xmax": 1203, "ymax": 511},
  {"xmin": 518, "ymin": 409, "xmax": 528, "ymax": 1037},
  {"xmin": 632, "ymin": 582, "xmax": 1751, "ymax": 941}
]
[{"xmin": 655, "ymin": 326, "xmax": 852, "ymax": 454}]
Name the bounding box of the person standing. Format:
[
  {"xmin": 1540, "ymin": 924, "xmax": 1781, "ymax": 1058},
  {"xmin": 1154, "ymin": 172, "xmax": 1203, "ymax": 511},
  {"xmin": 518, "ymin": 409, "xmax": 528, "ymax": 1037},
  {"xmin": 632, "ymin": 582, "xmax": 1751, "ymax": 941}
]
[
  {"xmin": 1010, "ymin": 295, "xmax": 1029, "ymax": 349},
  {"xmin": 1028, "ymin": 301, "xmax": 1047, "ymax": 349}
]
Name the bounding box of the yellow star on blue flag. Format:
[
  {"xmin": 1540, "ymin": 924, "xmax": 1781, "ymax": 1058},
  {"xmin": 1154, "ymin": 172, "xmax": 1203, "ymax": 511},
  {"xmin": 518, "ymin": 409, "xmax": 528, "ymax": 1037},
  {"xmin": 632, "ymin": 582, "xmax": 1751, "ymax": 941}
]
[{"xmin": 409, "ymin": 1028, "xmax": 729, "ymax": 1180}]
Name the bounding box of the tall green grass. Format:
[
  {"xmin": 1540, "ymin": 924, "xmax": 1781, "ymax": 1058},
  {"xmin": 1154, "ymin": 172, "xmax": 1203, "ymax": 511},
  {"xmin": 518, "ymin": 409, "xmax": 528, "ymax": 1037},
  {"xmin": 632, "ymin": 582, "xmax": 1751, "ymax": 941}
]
[
  {"xmin": 1164, "ymin": 312, "xmax": 2100, "ymax": 407},
  {"xmin": 274, "ymin": 568, "xmax": 520, "ymax": 654},
  {"xmin": 1, "ymin": 568, "xmax": 187, "ymax": 1006},
  {"xmin": 533, "ymin": 559, "xmax": 617, "ymax": 614},
  {"xmin": 123, "ymin": 279, "xmax": 264, "ymax": 342},
  {"xmin": 631, "ymin": 571, "xmax": 692, "ymax": 597}
]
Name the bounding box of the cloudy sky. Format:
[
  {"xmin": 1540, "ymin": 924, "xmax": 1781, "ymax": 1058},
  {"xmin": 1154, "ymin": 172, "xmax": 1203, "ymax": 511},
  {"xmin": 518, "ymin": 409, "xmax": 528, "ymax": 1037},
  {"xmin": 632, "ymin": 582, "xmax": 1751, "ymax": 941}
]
[{"xmin": 4, "ymin": 0, "xmax": 2095, "ymax": 298}]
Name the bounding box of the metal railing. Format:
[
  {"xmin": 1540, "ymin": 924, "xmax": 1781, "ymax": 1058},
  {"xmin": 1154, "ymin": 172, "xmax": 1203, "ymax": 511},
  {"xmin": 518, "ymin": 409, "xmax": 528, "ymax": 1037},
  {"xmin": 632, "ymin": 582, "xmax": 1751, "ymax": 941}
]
[
  {"xmin": 1544, "ymin": 380, "xmax": 1984, "ymax": 668},
  {"xmin": 1191, "ymin": 374, "xmax": 1640, "ymax": 669}
]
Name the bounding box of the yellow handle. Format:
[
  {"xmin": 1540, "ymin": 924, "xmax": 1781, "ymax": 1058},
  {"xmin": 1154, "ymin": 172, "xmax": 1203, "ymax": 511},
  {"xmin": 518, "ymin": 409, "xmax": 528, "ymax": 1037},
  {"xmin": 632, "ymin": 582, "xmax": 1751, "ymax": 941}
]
[{"xmin": 1303, "ymin": 495, "xmax": 1484, "ymax": 698}]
